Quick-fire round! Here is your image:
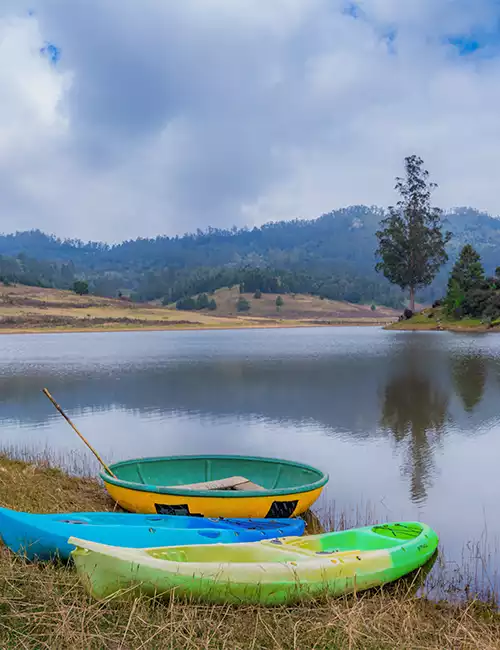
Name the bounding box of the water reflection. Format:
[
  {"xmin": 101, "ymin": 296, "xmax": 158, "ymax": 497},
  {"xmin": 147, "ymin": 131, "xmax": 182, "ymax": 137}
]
[
  {"xmin": 0, "ymin": 358, "xmax": 388, "ymax": 437},
  {"xmin": 380, "ymin": 370, "xmax": 448, "ymax": 504},
  {"xmin": 451, "ymin": 355, "xmax": 487, "ymax": 413},
  {"xmin": 0, "ymin": 328, "xmax": 500, "ymax": 513},
  {"xmin": 2, "ymin": 328, "xmax": 500, "ymax": 600}
]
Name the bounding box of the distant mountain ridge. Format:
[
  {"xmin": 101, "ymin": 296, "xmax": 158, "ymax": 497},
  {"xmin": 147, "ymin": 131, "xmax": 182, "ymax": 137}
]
[{"xmin": 1, "ymin": 206, "xmax": 499, "ymax": 306}]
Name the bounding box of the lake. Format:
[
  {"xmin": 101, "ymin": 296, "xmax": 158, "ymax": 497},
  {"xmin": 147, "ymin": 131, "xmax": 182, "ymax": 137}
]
[{"xmin": 1, "ymin": 326, "xmax": 500, "ymax": 597}]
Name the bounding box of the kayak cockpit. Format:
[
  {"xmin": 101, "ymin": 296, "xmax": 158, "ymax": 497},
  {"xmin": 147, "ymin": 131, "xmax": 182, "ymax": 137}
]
[
  {"xmin": 146, "ymin": 543, "xmax": 302, "ymax": 564},
  {"xmin": 278, "ymin": 522, "xmax": 427, "ymax": 553}
]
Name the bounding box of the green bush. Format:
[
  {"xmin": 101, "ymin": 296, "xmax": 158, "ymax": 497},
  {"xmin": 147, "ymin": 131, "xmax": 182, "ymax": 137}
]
[
  {"xmin": 73, "ymin": 280, "xmax": 89, "ymax": 296},
  {"xmin": 176, "ymin": 296, "xmax": 197, "ymax": 310},
  {"xmin": 196, "ymin": 293, "xmax": 210, "ymax": 309},
  {"xmin": 236, "ymin": 297, "xmax": 250, "ymax": 312}
]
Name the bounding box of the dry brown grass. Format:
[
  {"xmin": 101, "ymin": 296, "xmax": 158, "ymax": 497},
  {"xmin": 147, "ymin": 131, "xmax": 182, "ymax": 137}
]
[
  {"xmin": 169, "ymin": 286, "xmax": 399, "ymax": 323},
  {"xmin": 0, "ymin": 284, "xmax": 398, "ymax": 334},
  {"xmin": 0, "ymin": 285, "xmax": 244, "ymax": 332},
  {"xmin": 1, "ymin": 551, "xmax": 500, "ymax": 650},
  {"xmin": 1, "ymin": 454, "xmax": 500, "ymax": 649},
  {"xmin": 0, "ymin": 455, "xmax": 114, "ymax": 513}
]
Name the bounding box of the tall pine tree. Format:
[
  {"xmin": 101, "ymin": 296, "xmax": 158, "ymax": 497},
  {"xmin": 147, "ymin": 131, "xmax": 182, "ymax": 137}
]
[
  {"xmin": 375, "ymin": 155, "xmax": 451, "ymax": 311},
  {"xmin": 445, "ymin": 244, "xmax": 484, "ymax": 315},
  {"xmin": 448, "ymin": 244, "xmax": 484, "ymax": 293}
]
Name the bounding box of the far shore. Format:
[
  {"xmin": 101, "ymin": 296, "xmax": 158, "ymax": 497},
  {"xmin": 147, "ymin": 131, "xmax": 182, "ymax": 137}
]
[
  {"xmin": 0, "ymin": 318, "xmax": 395, "ymax": 336},
  {"xmin": 0, "ymin": 284, "xmax": 398, "ymax": 335},
  {"xmin": 385, "ymin": 307, "xmax": 500, "ymax": 333},
  {"xmin": 386, "ymin": 322, "xmax": 498, "ymax": 333}
]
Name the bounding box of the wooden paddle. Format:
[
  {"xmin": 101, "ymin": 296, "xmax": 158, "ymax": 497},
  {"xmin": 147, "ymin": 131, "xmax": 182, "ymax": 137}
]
[{"xmin": 42, "ymin": 387, "xmax": 117, "ymax": 478}]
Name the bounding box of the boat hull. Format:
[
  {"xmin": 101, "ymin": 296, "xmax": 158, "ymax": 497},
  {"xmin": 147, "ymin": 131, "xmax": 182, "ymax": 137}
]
[
  {"xmin": 103, "ymin": 480, "xmax": 324, "ymax": 518},
  {"xmin": 0, "ymin": 508, "xmax": 305, "ymax": 561},
  {"xmin": 70, "ymin": 521, "xmax": 439, "ymax": 606},
  {"xmin": 101, "ymin": 454, "xmax": 328, "ymax": 518}
]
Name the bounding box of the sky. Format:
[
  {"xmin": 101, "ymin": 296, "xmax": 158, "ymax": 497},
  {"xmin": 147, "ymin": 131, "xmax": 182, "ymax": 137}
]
[{"xmin": 1, "ymin": 0, "xmax": 500, "ymax": 242}]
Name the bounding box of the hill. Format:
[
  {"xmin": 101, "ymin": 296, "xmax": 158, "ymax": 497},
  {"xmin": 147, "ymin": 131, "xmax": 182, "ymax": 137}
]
[
  {"xmin": 0, "ymin": 285, "xmax": 397, "ymax": 333},
  {"xmin": 172, "ymin": 287, "xmax": 398, "ymax": 321},
  {"xmin": 1, "ymin": 206, "xmax": 499, "ymax": 307}
]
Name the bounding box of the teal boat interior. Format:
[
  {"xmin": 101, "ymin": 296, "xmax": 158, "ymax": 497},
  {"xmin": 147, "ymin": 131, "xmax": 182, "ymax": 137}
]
[{"xmin": 101, "ymin": 454, "xmax": 329, "ymax": 497}]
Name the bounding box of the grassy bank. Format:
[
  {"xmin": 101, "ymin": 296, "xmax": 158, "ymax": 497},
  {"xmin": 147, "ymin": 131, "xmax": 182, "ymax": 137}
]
[
  {"xmin": 387, "ymin": 307, "xmax": 500, "ymax": 332},
  {"xmin": 0, "ymin": 285, "xmax": 396, "ymax": 334},
  {"xmin": 1, "ymin": 455, "xmax": 500, "ymax": 648}
]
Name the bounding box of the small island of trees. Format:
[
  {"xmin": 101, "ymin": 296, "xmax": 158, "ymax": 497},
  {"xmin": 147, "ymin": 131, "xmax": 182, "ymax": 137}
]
[{"xmin": 375, "ymin": 154, "xmax": 500, "ymax": 329}]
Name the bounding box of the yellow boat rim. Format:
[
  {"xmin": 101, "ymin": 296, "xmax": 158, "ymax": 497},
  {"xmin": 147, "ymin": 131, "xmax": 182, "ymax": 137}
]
[{"xmin": 101, "ymin": 454, "xmax": 328, "ymax": 518}]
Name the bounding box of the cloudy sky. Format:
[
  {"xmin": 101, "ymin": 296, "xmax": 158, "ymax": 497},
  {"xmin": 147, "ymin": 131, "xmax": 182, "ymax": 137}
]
[{"xmin": 1, "ymin": 0, "xmax": 500, "ymax": 241}]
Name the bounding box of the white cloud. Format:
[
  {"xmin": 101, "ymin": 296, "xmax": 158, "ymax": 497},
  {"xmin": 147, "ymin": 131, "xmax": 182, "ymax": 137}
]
[{"xmin": 0, "ymin": 1, "xmax": 499, "ymax": 241}]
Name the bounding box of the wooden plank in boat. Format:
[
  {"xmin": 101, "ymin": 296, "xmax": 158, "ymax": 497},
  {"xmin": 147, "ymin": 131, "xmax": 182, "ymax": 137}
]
[{"xmin": 166, "ymin": 476, "xmax": 266, "ymax": 492}]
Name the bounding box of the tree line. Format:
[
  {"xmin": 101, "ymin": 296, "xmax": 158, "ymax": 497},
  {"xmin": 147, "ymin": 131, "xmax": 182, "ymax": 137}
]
[
  {"xmin": 2, "ymin": 153, "xmax": 500, "ymax": 316},
  {"xmin": 0, "ymin": 253, "xmax": 76, "ymax": 289},
  {"xmin": 0, "ymin": 248, "xmax": 403, "ymax": 308}
]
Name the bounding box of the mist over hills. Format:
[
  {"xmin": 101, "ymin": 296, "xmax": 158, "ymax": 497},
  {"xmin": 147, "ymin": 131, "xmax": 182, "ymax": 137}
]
[{"xmin": 0, "ymin": 206, "xmax": 499, "ymax": 308}]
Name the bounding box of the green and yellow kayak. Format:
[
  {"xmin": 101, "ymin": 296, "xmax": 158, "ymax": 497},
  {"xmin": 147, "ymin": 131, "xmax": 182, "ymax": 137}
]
[
  {"xmin": 70, "ymin": 521, "xmax": 438, "ymax": 605},
  {"xmin": 101, "ymin": 455, "xmax": 328, "ymax": 518}
]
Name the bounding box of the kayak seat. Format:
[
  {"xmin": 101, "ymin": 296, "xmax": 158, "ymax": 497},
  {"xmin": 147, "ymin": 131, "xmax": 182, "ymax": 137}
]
[{"xmin": 166, "ymin": 476, "xmax": 266, "ymax": 492}]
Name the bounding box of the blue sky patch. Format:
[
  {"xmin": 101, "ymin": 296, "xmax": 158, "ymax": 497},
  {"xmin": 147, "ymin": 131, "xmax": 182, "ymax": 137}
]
[
  {"xmin": 342, "ymin": 2, "xmax": 362, "ymax": 19},
  {"xmin": 448, "ymin": 36, "xmax": 481, "ymax": 55},
  {"xmin": 382, "ymin": 29, "xmax": 397, "ymax": 54},
  {"xmin": 40, "ymin": 42, "xmax": 61, "ymax": 65}
]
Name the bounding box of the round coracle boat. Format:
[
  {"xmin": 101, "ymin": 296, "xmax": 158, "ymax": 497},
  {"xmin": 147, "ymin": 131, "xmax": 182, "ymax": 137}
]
[{"xmin": 101, "ymin": 454, "xmax": 329, "ymax": 518}]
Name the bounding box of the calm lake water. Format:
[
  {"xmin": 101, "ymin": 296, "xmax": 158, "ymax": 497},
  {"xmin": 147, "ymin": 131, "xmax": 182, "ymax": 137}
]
[{"xmin": 1, "ymin": 327, "xmax": 500, "ymax": 596}]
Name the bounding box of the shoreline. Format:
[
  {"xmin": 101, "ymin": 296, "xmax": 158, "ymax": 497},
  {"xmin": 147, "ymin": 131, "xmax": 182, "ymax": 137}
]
[
  {"xmin": 385, "ymin": 311, "xmax": 500, "ymax": 333},
  {"xmin": 384, "ymin": 314, "xmax": 500, "ymax": 334},
  {"xmin": 1, "ymin": 452, "xmax": 499, "ymax": 649},
  {"xmin": 0, "ymin": 319, "xmax": 395, "ymax": 335},
  {"xmin": 385, "ymin": 322, "xmax": 498, "ymax": 333}
]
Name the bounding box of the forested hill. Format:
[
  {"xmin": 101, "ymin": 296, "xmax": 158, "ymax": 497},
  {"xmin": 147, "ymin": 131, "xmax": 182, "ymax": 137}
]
[{"xmin": 0, "ymin": 206, "xmax": 499, "ymax": 307}]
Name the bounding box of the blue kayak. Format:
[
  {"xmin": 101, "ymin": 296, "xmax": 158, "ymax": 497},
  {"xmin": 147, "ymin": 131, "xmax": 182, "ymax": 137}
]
[{"xmin": 0, "ymin": 508, "xmax": 305, "ymax": 561}]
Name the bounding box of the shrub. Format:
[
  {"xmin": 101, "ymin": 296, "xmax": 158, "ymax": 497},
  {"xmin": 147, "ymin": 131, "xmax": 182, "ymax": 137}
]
[
  {"xmin": 73, "ymin": 280, "xmax": 89, "ymax": 296},
  {"xmin": 481, "ymin": 294, "xmax": 500, "ymax": 321},
  {"xmin": 196, "ymin": 293, "xmax": 210, "ymax": 309},
  {"xmin": 176, "ymin": 296, "xmax": 197, "ymax": 310},
  {"xmin": 236, "ymin": 297, "xmax": 250, "ymax": 312},
  {"xmin": 462, "ymin": 288, "xmax": 493, "ymax": 318}
]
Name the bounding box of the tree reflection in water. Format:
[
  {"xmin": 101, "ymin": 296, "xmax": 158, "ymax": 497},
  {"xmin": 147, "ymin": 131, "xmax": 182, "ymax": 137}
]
[
  {"xmin": 452, "ymin": 355, "xmax": 487, "ymax": 413},
  {"xmin": 380, "ymin": 371, "xmax": 449, "ymax": 504}
]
